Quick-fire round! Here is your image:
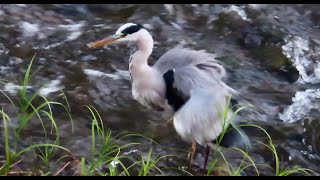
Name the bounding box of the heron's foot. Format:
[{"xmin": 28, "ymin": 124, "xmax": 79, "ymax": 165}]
[{"xmin": 187, "ymin": 142, "xmax": 196, "ymax": 170}]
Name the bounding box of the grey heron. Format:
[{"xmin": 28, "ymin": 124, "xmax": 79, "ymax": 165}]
[{"xmin": 87, "ymin": 23, "xmax": 250, "ymax": 170}]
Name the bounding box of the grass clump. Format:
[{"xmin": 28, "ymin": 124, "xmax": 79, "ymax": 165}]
[
  {"xmin": 80, "ymin": 105, "xmax": 170, "ymax": 176},
  {"xmin": 0, "ymin": 55, "xmax": 168, "ymax": 175},
  {"xmin": 205, "ymin": 96, "xmax": 314, "ymax": 176},
  {"xmin": 79, "ymin": 105, "xmax": 136, "ymax": 176},
  {"xmin": 0, "ymin": 55, "xmax": 72, "ymax": 175}
]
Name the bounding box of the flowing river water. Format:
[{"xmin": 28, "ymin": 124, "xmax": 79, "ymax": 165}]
[{"xmin": 0, "ymin": 4, "xmax": 320, "ymax": 175}]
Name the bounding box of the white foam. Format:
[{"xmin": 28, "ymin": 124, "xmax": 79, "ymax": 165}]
[
  {"xmin": 33, "ymin": 22, "xmax": 85, "ymax": 50},
  {"xmin": 67, "ymin": 31, "xmax": 82, "ymax": 41},
  {"xmin": 93, "ymin": 24, "xmax": 106, "ymax": 27},
  {"xmin": 59, "ymin": 22, "xmax": 85, "ymax": 41},
  {"xmin": 9, "ymin": 57, "xmax": 23, "ymax": 65},
  {"xmin": 0, "ymin": 43, "xmax": 9, "ymax": 55},
  {"xmin": 170, "ymin": 22, "xmax": 182, "ymax": 30},
  {"xmin": 0, "ymin": 66, "xmax": 11, "ymax": 73},
  {"xmin": 84, "ymin": 69, "xmax": 108, "ymax": 77},
  {"xmin": 16, "ymin": 4, "xmax": 27, "ymax": 7},
  {"xmin": 279, "ymin": 89, "xmax": 320, "ymax": 123},
  {"xmin": 114, "ymin": 69, "xmax": 130, "ymax": 80},
  {"xmin": 109, "ymin": 160, "xmax": 119, "ymax": 168},
  {"xmin": 19, "ymin": 21, "xmax": 40, "ymax": 38},
  {"xmin": 225, "ymin": 5, "xmax": 251, "ymax": 22},
  {"xmin": 44, "ymin": 42, "xmax": 65, "ymax": 50},
  {"xmin": 39, "ymin": 79, "xmax": 64, "ymax": 96},
  {"xmin": 248, "ymin": 4, "xmax": 264, "ymax": 10},
  {"xmin": 84, "ymin": 69, "xmax": 130, "ymax": 80},
  {"xmin": 3, "ymin": 83, "xmax": 32, "ymax": 95},
  {"xmin": 123, "ymin": 149, "xmax": 138, "ymax": 155},
  {"xmin": 164, "ymin": 4, "xmax": 174, "ymax": 15},
  {"xmin": 58, "ymin": 23, "xmax": 84, "ymax": 31},
  {"xmin": 282, "ymin": 35, "xmax": 320, "ymax": 84}
]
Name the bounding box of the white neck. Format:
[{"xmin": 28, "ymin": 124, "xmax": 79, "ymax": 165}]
[
  {"xmin": 129, "ymin": 29, "xmax": 154, "ymax": 78},
  {"xmin": 128, "ymin": 29, "xmax": 167, "ymax": 107},
  {"xmin": 137, "ymin": 29, "xmax": 153, "ymax": 57}
]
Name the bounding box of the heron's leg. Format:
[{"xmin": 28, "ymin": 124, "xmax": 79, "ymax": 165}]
[
  {"xmin": 203, "ymin": 145, "xmax": 210, "ymax": 170},
  {"xmin": 188, "ymin": 142, "xmax": 196, "ymax": 169}
]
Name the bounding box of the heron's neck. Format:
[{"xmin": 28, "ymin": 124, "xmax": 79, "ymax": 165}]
[
  {"xmin": 137, "ymin": 29, "xmax": 153, "ymax": 58},
  {"xmin": 129, "ymin": 29, "xmax": 154, "ymax": 79}
]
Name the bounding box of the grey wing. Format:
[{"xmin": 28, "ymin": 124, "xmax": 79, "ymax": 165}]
[
  {"xmin": 162, "ymin": 64, "xmax": 239, "ymax": 145},
  {"xmin": 158, "ymin": 47, "xmax": 241, "ymax": 145},
  {"xmin": 174, "ymin": 87, "xmax": 251, "ymax": 149},
  {"xmin": 154, "ymin": 46, "xmax": 227, "ymax": 81},
  {"xmin": 173, "ymin": 87, "xmax": 233, "ymax": 146},
  {"xmin": 163, "ymin": 64, "xmax": 237, "ymax": 103},
  {"xmin": 160, "ymin": 47, "xmax": 239, "ymax": 111}
]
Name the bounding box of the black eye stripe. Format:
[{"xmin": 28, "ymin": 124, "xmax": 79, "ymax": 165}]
[{"xmin": 121, "ymin": 24, "xmax": 144, "ymax": 34}]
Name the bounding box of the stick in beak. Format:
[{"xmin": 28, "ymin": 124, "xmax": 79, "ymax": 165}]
[{"xmin": 87, "ymin": 34, "xmax": 122, "ymax": 49}]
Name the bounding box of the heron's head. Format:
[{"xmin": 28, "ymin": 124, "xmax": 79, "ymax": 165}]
[{"xmin": 87, "ymin": 23, "xmax": 145, "ymax": 48}]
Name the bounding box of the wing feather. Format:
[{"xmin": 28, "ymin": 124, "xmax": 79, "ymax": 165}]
[
  {"xmin": 158, "ymin": 47, "xmax": 241, "ymax": 146},
  {"xmin": 154, "ymin": 47, "xmax": 225, "ymax": 80},
  {"xmin": 173, "ymin": 88, "xmax": 232, "ymax": 145}
]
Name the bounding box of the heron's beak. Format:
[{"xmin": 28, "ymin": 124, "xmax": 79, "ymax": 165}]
[{"xmin": 87, "ymin": 34, "xmax": 123, "ymax": 49}]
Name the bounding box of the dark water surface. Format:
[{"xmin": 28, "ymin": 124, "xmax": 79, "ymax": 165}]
[{"xmin": 1, "ymin": 4, "xmax": 320, "ymax": 175}]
